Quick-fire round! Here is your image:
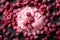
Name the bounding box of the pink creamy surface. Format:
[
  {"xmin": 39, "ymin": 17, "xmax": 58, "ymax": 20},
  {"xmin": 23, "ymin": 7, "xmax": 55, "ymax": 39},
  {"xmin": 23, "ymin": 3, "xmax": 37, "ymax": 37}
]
[{"xmin": 16, "ymin": 7, "xmax": 44, "ymax": 29}]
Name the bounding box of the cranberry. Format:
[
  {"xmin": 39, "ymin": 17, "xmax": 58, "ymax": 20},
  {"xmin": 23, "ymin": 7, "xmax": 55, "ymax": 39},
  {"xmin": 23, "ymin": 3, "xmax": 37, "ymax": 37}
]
[
  {"xmin": 42, "ymin": 0, "xmax": 46, "ymax": 3},
  {"xmin": 56, "ymin": 0, "xmax": 60, "ymax": 3},
  {"xmin": 35, "ymin": 0, "xmax": 38, "ymax": 2},
  {"xmin": 25, "ymin": 37, "xmax": 30, "ymax": 40},
  {"xmin": 44, "ymin": 18, "xmax": 49, "ymax": 23},
  {"xmin": 13, "ymin": 9, "xmax": 18, "ymax": 14},
  {"xmin": 36, "ymin": 30, "xmax": 40, "ymax": 34},
  {"xmin": 17, "ymin": 8, "xmax": 21, "ymax": 12},
  {"xmin": 40, "ymin": 31, "xmax": 44, "ymax": 34},
  {"xmin": 8, "ymin": 23, "xmax": 12, "ymax": 28},
  {"xmin": 39, "ymin": 26, "xmax": 44, "ymax": 30},
  {"xmin": 9, "ymin": 34, "xmax": 14, "ymax": 39},
  {"xmin": 27, "ymin": 32, "xmax": 31, "ymax": 37},
  {"xmin": 4, "ymin": 38, "xmax": 8, "ymax": 40},
  {"xmin": 56, "ymin": 22, "xmax": 60, "ymax": 26},
  {"xmin": 52, "ymin": 24, "xmax": 56, "ymax": 31},
  {"xmin": 34, "ymin": 2, "xmax": 37, "ymax": 6},
  {"xmin": 16, "ymin": 28, "xmax": 22, "ymax": 33},
  {"xmin": 33, "ymin": 35, "xmax": 38, "ymax": 39},
  {"xmin": 47, "ymin": 22, "xmax": 52, "ymax": 27},
  {"xmin": 5, "ymin": 1, "xmax": 9, "ymax": 6},
  {"xmin": 16, "ymin": 0, "xmax": 21, "ymax": 3},
  {"xmin": 46, "ymin": 13, "xmax": 50, "ymax": 17},
  {"xmin": 58, "ymin": 36, "xmax": 60, "ymax": 40},
  {"xmin": 41, "ymin": 8, "xmax": 46, "ymax": 15},
  {"xmin": 13, "ymin": 26, "xmax": 17, "ymax": 30},
  {"xmin": 49, "ymin": 27, "xmax": 52, "ymax": 32},
  {"xmin": 50, "ymin": 16, "xmax": 54, "ymax": 20},
  {"xmin": 56, "ymin": 30, "xmax": 60, "ymax": 35},
  {"xmin": 30, "ymin": 36, "xmax": 33, "ymax": 40},
  {"xmin": 23, "ymin": 20, "xmax": 28, "ymax": 26},
  {"xmin": 10, "ymin": 4, "xmax": 16, "ymax": 8},
  {"xmin": 55, "ymin": 3, "xmax": 60, "ymax": 9},
  {"xmin": 16, "ymin": 2, "xmax": 20, "ymax": 7},
  {"xmin": 0, "ymin": 20, "xmax": 3, "ymax": 24},
  {"xmin": 9, "ymin": 7, "xmax": 14, "ymax": 12},
  {"xmin": 39, "ymin": 5, "xmax": 44, "ymax": 9},
  {"xmin": 52, "ymin": 12, "xmax": 56, "ymax": 16},
  {"xmin": 28, "ymin": 16, "xmax": 34, "ymax": 23},
  {"xmin": 52, "ymin": 27, "xmax": 56, "ymax": 31},
  {"xmin": 46, "ymin": 5, "xmax": 51, "ymax": 11},
  {"xmin": 16, "ymin": 32, "xmax": 19, "ymax": 36},
  {"xmin": 12, "ymin": 21, "xmax": 15, "ymax": 26},
  {"xmin": 0, "ymin": 8, "xmax": 3, "ymax": 13},
  {"xmin": 44, "ymin": 27, "xmax": 48, "ymax": 31},
  {"xmin": 7, "ymin": 14, "xmax": 12, "ymax": 19},
  {"xmin": 0, "ymin": 0, "xmax": 6, "ymax": 4},
  {"xmin": 56, "ymin": 12, "xmax": 60, "ymax": 16},
  {"xmin": 52, "ymin": 24, "xmax": 56, "ymax": 28},
  {"xmin": 23, "ymin": 32, "xmax": 28, "ymax": 37},
  {"xmin": 38, "ymin": 3, "xmax": 41, "ymax": 8},
  {"xmin": 52, "ymin": 2, "xmax": 55, "ymax": 7},
  {"xmin": 42, "ymin": 37, "xmax": 47, "ymax": 40},
  {"xmin": 3, "ymin": 9, "xmax": 8, "ymax": 16},
  {"xmin": 45, "ymin": 31, "xmax": 50, "ymax": 37},
  {"xmin": 27, "ymin": 24, "xmax": 32, "ymax": 30},
  {"xmin": 13, "ymin": 38, "xmax": 18, "ymax": 40},
  {"xmin": 32, "ymin": 30, "xmax": 36, "ymax": 35},
  {"xmin": 26, "ymin": 12, "xmax": 31, "ymax": 17},
  {"xmin": 1, "ymin": 5, "xmax": 5, "ymax": 8},
  {"xmin": 2, "ymin": 29, "xmax": 6, "ymax": 33},
  {"xmin": 0, "ymin": 35, "xmax": 2, "ymax": 40},
  {"xmin": 6, "ymin": 31, "xmax": 10, "ymax": 36}
]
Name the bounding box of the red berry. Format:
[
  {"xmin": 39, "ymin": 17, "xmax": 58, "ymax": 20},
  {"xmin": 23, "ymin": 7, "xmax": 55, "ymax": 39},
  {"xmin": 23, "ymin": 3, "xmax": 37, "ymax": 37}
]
[
  {"xmin": 0, "ymin": 8, "xmax": 3, "ymax": 13},
  {"xmin": 5, "ymin": 1, "xmax": 9, "ymax": 6},
  {"xmin": 28, "ymin": 16, "xmax": 34, "ymax": 23},
  {"xmin": 4, "ymin": 38, "xmax": 8, "ymax": 40},
  {"xmin": 42, "ymin": 0, "xmax": 46, "ymax": 3},
  {"xmin": 13, "ymin": 26, "xmax": 17, "ymax": 30},
  {"xmin": 3, "ymin": 29, "xmax": 6, "ymax": 33},
  {"xmin": 13, "ymin": 38, "xmax": 18, "ymax": 40},
  {"xmin": 55, "ymin": 3, "xmax": 60, "ymax": 9},
  {"xmin": 6, "ymin": 31, "xmax": 10, "ymax": 36},
  {"xmin": 47, "ymin": 23, "xmax": 51, "ymax": 27},
  {"xmin": 56, "ymin": 0, "xmax": 60, "ymax": 3},
  {"xmin": 32, "ymin": 30, "xmax": 36, "ymax": 35},
  {"xmin": 33, "ymin": 35, "xmax": 38, "ymax": 39},
  {"xmin": 45, "ymin": 31, "xmax": 50, "ymax": 37},
  {"xmin": 42, "ymin": 37, "xmax": 47, "ymax": 40},
  {"xmin": 26, "ymin": 12, "xmax": 31, "ymax": 17},
  {"xmin": 56, "ymin": 22, "xmax": 60, "ymax": 26},
  {"xmin": 52, "ymin": 12, "xmax": 56, "ymax": 16},
  {"xmin": 23, "ymin": 32, "xmax": 28, "ymax": 37},
  {"xmin": 30, "ymin": 36, "xmax": 33, "ymax": 40},
  {"xmin": 9, "ymin": 34, "xmax": 14, "ymax": 38},
  {"xmin": 16, "ymin": 2, "xmax": 20, "ymax": 7},
  {"xmin": 50, "ymin": 16, "xmax": 54, "ymax": 20},
  {"xmin": 44, "ymin": 18, "xmax": 49, "ymax": 23},
  {"xmin": 0, "ymin": 35, "xmax": 2, "ymax": 40},
  {"xmin": 46, "ymin": 13, "xmax": 50, "ymax": 17},
  {"xmin": 25, "ymin": 37, "xmax": 30, "ymax": 40}
]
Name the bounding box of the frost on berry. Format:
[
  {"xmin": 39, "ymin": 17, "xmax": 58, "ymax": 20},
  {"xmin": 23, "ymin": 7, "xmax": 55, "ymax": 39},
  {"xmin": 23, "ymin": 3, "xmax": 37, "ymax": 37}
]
[{"xmin": 16, "ymin": 7, "xmax": 44, "ymax": 35}]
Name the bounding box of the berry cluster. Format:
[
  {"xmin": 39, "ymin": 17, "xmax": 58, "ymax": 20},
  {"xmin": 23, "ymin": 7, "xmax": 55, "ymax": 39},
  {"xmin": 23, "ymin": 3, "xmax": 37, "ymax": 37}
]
[{"xmin": 0, "ymin": 0, "xmax": 60, "ymax": 40}]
